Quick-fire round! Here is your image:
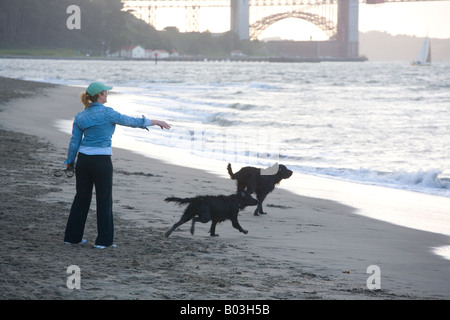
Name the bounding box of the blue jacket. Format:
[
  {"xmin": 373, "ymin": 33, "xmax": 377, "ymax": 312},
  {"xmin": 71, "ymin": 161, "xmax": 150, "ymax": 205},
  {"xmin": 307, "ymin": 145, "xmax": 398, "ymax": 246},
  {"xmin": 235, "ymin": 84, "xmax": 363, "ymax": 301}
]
[{"xmin": 65, "ymin": 102, "xmax": 151, "ymax": 164}]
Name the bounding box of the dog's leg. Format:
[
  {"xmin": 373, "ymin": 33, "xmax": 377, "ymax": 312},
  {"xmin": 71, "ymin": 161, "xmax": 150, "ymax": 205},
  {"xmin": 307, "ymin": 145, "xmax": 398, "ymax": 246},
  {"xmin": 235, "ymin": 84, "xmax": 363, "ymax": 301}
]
[
  {"xmin": 231, "ymin": 219, "xmax": 248, "ymax": 234},
  {"xmin": 190, "ymin": 211, "xmax": 210, "ymax": 235},
  {"xmin": 259, "ymin": 202, "xmax": 267, "ymax": 215},
  {"xmin": 190, "ymin": 216, "xmax": 203, "ymax": 235},
  {"xmin": 165, "ymin": 218, "xmax": 189, "ymax": 237},
  {"xmin": 165, "ymin": 206, "xmax": 195, "ymax": 237},
  {"xmin": 209, "ymin": 221, "xmax": 219, "ymax": 237},
  {"xmin": 190, "ymin": 218, "xmax": 195, "ymax": 235},
  {"xmin": 254, "ymin": 194, "xmax": 267, "ymax": 216},
  {"xmin": 254, "ymin": 201, "xmax": 263, "ymax": 216},
  {"xmin": 191, "ymin": 205, "xmax": 212, "ymax": 235}
]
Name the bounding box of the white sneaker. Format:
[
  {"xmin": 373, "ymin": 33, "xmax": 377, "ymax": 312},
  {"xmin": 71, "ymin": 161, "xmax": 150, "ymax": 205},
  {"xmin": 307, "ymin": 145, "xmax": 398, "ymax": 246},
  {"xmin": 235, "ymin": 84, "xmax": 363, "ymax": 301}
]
[
  {"xmin": 94, "ymin": 244, "xmax": 117, "ymax": 249},
  {"xmin": 64, "ymin": 239, "xmax": 87, "ymax": 245}
]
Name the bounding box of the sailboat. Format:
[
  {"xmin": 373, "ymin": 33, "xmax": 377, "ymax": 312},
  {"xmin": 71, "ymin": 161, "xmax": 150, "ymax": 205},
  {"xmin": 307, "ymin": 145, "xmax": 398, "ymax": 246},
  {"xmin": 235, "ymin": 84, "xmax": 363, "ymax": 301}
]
[{"xmin": 411, "ymin": 37, "xmax": 431, "ymax": 66}]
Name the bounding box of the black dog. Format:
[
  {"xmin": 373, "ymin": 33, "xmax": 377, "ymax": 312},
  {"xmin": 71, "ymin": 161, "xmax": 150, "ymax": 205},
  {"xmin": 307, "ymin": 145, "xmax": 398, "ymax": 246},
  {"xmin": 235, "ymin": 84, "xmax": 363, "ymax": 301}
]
[
  {"xmin": 164, "ymin": 191, "xmax": 258, "ymax": 237},
  {"xmin": 227, "ymin": 163, "xmax": 293, "ymax": 216}
]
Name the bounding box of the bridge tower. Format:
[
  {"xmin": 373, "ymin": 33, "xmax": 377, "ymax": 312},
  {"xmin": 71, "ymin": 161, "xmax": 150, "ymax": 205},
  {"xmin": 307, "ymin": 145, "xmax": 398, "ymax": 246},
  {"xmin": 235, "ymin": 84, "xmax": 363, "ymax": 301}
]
[
  {"xmin": 337, "ymin": 0, "xmax": 359, "ymax": 58},
  {"xmin": 231, "ymin": 0, "xmax": 250, "ymax": 40},
  {"xmin": 230, "ymin": 0, "xmax": 359, "ymax": 58}
]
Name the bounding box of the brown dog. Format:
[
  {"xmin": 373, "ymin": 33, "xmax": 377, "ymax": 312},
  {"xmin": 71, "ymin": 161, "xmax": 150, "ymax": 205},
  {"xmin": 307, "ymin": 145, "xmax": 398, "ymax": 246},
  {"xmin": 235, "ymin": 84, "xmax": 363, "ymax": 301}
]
[{"xmin": 227, "ymin": 163, "xmax": 293, "ymax": 216}]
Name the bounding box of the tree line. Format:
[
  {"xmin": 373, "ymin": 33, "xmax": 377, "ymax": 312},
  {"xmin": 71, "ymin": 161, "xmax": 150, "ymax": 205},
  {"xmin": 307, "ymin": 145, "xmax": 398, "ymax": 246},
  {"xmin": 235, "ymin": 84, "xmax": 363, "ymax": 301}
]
[{"xmin": 0, "ymin": 0, "xmax": 263, "ymax": 56}]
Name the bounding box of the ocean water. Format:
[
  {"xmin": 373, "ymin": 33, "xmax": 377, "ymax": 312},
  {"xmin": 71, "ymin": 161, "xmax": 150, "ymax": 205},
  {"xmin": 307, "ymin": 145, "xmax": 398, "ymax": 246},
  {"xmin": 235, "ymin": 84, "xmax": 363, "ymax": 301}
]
[{"xmin": 1, "ymin": 58, "xmax": 449, "ymax": 257}]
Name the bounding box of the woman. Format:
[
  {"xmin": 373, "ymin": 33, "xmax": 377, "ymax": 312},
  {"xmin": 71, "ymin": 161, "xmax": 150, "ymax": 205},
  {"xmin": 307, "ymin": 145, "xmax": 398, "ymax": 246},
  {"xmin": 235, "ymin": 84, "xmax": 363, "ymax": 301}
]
[{"xmin": 63, "ymin": 82, "xmax": 171, "ymax": 249}]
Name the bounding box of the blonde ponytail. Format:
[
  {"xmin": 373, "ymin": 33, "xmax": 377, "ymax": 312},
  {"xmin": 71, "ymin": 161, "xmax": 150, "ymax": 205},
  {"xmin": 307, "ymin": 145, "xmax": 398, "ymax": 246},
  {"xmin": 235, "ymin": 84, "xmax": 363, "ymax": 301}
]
[
  {"xmin": 80, "ymin": 91, "xmax": 101, "ymax": 109},
  {"xmin": 80, "ymin": 92, "xmax": 91, "ymax": 109}
]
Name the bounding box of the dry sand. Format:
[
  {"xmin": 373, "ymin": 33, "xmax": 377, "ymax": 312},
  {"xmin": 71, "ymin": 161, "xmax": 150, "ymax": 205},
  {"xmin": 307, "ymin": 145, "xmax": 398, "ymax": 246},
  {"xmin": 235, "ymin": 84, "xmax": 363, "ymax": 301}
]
[{"xmin": 0, "ymin": 76, "xmax": 449, "ymax": 301}]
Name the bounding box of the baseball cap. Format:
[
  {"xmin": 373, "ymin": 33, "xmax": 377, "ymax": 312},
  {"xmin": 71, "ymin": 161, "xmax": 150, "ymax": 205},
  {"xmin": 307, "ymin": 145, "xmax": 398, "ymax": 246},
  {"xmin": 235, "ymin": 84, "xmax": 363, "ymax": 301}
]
[{"xmin": 86, "ymin": 82, "xmax": 113, "ymax": 96}]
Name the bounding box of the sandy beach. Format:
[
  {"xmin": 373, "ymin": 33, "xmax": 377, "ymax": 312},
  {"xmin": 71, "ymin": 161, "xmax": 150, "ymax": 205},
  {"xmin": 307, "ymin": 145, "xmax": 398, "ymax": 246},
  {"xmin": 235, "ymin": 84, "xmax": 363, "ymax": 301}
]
[{"xmin": 0, "ymin": 76, "xmax": 449, "ymax": 301}]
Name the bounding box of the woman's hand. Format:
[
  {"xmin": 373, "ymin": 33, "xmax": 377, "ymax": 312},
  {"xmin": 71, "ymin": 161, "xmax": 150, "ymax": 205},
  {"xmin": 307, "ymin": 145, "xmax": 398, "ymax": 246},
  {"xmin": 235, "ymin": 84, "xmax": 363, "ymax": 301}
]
[{"xmin": 152, "ymin": 120, "xmax": 171, "ymax": 130}]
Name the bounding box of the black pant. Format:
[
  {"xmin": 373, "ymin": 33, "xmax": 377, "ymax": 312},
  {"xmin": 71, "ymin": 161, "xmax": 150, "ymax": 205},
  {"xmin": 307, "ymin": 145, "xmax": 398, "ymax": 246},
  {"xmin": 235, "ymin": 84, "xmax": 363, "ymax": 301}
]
[{"xmin": 64, "ymin": 153, "xmax": 114, "ymax": 246}]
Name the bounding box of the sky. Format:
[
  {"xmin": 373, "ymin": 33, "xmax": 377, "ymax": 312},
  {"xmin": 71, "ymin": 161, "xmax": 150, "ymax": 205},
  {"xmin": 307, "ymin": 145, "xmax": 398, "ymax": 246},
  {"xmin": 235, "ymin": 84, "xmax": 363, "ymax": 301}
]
[
  {"xmin": 358, "ymin": 1, "xmax": 450, "ymax": 39},
  {"xmin": 142, "ymin": 1, "xmax": 450, "ymax": 40}
]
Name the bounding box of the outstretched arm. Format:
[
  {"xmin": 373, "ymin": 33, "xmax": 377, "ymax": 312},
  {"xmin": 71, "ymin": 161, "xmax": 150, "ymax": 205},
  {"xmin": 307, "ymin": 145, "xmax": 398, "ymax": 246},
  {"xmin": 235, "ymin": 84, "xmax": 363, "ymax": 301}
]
[{"xmin": 106, "ymin": 108, "xmax": 171, "ymax": 130}]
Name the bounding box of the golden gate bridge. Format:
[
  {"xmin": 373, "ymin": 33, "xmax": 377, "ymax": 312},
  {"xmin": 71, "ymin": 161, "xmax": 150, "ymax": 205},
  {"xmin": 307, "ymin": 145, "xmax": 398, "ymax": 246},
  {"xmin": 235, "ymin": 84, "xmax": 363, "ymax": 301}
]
[{"xmin": 122, "ymin": 0, "xmax": 442, "ymax": 60}]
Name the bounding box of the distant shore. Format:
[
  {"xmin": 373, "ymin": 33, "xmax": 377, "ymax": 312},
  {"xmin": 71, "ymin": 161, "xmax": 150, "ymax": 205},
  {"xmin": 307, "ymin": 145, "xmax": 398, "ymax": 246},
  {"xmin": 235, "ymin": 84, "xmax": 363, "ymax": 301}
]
[{"xmin": 0, "ymin": 55, "xmax": 368, "ymax": 63}]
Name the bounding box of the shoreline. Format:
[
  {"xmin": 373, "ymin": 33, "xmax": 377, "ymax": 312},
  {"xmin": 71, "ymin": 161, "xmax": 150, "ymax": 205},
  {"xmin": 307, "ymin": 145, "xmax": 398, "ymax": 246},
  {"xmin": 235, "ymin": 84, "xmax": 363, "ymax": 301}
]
[
  {"xmin": 1, "ymin": 77, "xmax": 449, "ymax": 299},
  {"xmin": 0, "ymin": 55, "xmax": 368, "ymax": 63}
]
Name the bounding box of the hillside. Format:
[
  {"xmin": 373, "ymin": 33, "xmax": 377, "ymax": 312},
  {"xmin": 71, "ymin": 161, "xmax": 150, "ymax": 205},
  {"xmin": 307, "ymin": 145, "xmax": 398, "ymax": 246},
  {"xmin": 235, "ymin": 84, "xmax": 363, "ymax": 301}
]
[{"xmin": 359, "ymin": 31, "xmax": 450, "ymax": 62}]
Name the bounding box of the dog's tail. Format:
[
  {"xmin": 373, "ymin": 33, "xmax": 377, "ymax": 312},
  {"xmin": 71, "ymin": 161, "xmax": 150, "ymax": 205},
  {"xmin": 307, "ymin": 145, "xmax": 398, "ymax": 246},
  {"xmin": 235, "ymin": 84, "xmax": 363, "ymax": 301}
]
[
  {"xmin": 227, "ymin": 163, "xmax": 236, "ymax": 179},
  {"xmin": 165, "ymin": 197, "xmax": 192, "ymax": 205}
]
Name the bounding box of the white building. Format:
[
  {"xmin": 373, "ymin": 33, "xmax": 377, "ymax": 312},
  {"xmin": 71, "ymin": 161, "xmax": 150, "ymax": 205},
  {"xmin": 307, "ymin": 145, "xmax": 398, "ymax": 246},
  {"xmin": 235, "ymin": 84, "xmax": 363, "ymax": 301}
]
[
  {"xmin": 120, "ymin": 45, "xmax": 146, "ymax": 59},
  {"xmin": 146, "ymin": 49, "xmax": 170, "ymax": 59}
]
